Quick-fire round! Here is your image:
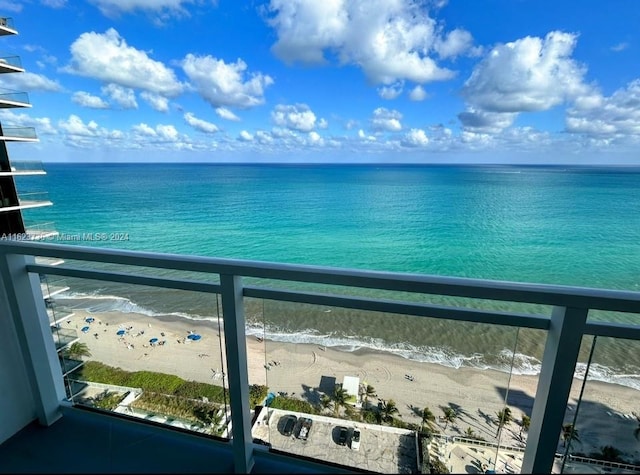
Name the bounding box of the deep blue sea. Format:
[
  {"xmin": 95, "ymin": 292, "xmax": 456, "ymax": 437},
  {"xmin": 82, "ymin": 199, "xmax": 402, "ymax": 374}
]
[{"xmin": 18, "ymin": 164, "xmax": 640, "ymax": 388}]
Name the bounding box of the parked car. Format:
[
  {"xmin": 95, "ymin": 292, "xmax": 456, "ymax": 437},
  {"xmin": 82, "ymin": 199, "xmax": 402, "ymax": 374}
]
[
  {"xmin": 296, "ymin": 417, "xmax": 313, "ymax": 440},
  {"xmin": 350, "ymin": 428, "xmax": 361, "ymax": 450},
  {"xmin": 337, "ymin": 426, "xmax": 348, "ymax": 446},
  {"xmin": 281, "ymin": 415, "xmax": 297, "ymax": 436}
]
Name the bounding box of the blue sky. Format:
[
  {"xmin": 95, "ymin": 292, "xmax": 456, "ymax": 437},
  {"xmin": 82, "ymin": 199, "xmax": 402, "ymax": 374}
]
[{"xmin": 1, "ymin": 0, "xmax": 640, "ymax": 163}]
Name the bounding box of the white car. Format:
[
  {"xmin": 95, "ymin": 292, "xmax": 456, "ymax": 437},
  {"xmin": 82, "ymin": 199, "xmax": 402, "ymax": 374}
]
[{"xmin": 350, "ymin": 428, "xmax": 361, "ymax": 450}]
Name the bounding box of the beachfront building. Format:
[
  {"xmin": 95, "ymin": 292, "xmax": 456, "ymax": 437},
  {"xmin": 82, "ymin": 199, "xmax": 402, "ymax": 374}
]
[
  {"xmin": 342, "ymin": 376, "xmax": 361, "ymax": 407},
  {"xmin": 0, "ymin": 17, "xmax": 76, "ymax": 387}
]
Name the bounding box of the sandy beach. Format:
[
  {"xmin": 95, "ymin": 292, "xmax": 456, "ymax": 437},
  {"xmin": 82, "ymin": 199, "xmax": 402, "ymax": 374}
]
[{"xmin": 66, "ymin": 309, "xmax": 640, "ymax": 461}]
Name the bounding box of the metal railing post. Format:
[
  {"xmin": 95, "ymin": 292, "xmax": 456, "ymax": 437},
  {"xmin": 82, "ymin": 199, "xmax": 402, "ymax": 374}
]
[
  {"xmin": 219, "ymin": 274, "xmax": 254, "ymax": 474},
  {"xmin": 521, "ymin": 306, "xmax": 589, "ymax": 474},
  {"xmin": 0, "ymin": 252, "xmax": 65, "ymax": 426}
]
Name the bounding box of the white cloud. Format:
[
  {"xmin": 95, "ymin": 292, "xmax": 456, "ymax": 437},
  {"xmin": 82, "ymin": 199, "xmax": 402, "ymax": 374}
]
[
  {"xmin": 239, "ymin": 130, "xmax": 253, "ymax": 141},
  {"xmin": 0, "ymin": 1, "xmax": 22, "ymax": 13},
  {"xmin": 58, "ymin": 114, "xmax": 102, "ymax": 136},
  {"xmin": 271, "ymin": 104, "xmax": 317, "ymax": 131},
  {"xmin": 255, "ymin": 130, "xmax": 273, "ymax": 144},
  {"xmin": 63, "ymin": 28, "xmax": 184, "ymax": 96},
  {"xmin": 132, "ymin": 123, "xmax": 157, "ymax": 136},
  {"xmin": 409, "ymin": 85, "xmax": 428, "ymax": 101},
  {"xmin": 156, "ymin": 124, "xmax": 179, "ymax": 140},
  {"xmin": 358, "ymin": 129, "xmax": 376, "ymax": 141},
  {"xmin": 266, "ymin": 0, "xmax": 478, "ymax": 85},
  {"xmin": 371, "ymin": 107, "xmax": 402, "ymax": 132},
  {"xmin": 141, "ymin": 91, "xmax": 169, "ymax": 112},
  {"xmin": 435, "ymin": 29, "xmax": 481, "ymax": 59},
  {"xmin": 566, "ymin": 79, "xmax": 640, "ymax": 136},
  {"xmin": 308, "ymin": 131, "xmax": 324, "ymax": 145},
  {"xmin": 458, "ymin": 109, "xmax": 517, "ymax": 134},
  {"xmin": 0, "ymin": 72, "xmax": 62, "ymax": 92},
  {"xmin": 610, "ymin": 42, "xmax": 629, "ymax": 52},
  {"xmin": 182, "ymin": 54, "xmax": 273, "ymax": 109},
  {"xmin": 462, "ymin": 31, "xmax": 589, "ymax": 113},
  {"xmin": 0, "ymin": 110, "xmax": 56, "ymax": 134},
  {"xmin": 318, "ymin": 118, "xmax": 328, "ymax": 129},
  {"xmin": 89, "ymin": 0, "xmax": 197, "ymax": 18},
  {"xmin": 72, "ymin": 91, "xmax": 109, "ymax": 109},
  {"xmin": 184, "ymin": 112, "xmax": 219, "ymax": 134},
  {"xmin": 403, "ymin": 128, "xmax": 429, "ymax": 146},
  {"xmin": 215, "ymin": 107, "xmax": 240, "ymax": 121},
  {"xmin": 378, "ymin": 81, "xmax": 404, "ymax": 100},
  {"xmin": 42, "ymin": 0, "xmax": 67, "ymax": 7},
  {"xmin": 102, "ymin": 83, "xmax": 138, "ymax": 109}
]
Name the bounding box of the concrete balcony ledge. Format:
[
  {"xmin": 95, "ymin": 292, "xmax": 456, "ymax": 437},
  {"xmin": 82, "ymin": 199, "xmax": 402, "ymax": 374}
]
[{"xmin": 0, "ymin": 406, "xmax": 356, "ymax": 474}]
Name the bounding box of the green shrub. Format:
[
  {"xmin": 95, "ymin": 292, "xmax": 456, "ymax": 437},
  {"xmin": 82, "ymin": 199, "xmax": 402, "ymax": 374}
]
[
  {"xmin": 269, "ymin": 396, "xmax": 318, "ymax": 414},
  {"xmin": 91, "ymin": 390, "xmax": 126, "ymax": 411},
  {"xmin": 249, "ymin": 384, "xmax": 268, "ymax": 408}
]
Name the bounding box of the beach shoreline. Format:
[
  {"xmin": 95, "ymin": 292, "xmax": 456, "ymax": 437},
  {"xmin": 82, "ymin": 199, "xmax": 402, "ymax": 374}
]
[{"xmin": 66, "ymin": 309, "xmax": 640, "ymax": 461}]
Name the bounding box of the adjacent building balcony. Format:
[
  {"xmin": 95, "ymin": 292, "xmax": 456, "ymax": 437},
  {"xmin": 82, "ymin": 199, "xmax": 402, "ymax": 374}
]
[
  {"xmin": 0, "ymin": 191, "xmax": 52, "ymax": 212},
  {"xmin": 0, "ymin": 240, "xmax": 639, "ymax": 474},
  {"xmin": 0, "ymin": 160, "xmax": 46, "ymax": 176},
  {"xmin": 0, "ymin": 90, "xmax": 31, "ymax": 109},
  {"xmin": 0, "ymin": 17, "xmax": 17, "ymax": 36},
  {"xmin": 0, "ymin": 55, "xmax": 25, "ymax": 74},
  {"xmin": 0, "ymin": 126, "xmax": 37, "ymax": 141},
  {"xmin": 25, "ymin": 222, "xmax": 58, "ymax": 240}
]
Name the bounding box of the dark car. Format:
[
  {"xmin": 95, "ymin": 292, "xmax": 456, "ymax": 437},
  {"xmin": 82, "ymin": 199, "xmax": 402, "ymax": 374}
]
[
  {"xmin": 337, "ymin": 426, "xmax": 348, "ymax": 445},
  {"xmin": 281, "ymin": 415, "xmax": 297, "ymax": 436}
]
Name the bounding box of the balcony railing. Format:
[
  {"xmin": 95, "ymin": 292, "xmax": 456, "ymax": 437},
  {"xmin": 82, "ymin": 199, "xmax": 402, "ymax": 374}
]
[
  {"xmin": 0, "ymin": 91, "xmax": 30, "ymax": 108},
  {"xmin": 25, "ymin": 222, "xmax": 58, "ymax": 240},
  {"xmin": 0, "ymin": 191, "xmax": 52, "ymax": 210},
  {"xmin": 0, "ymin": 240, "xmax": 639, "ymax": 474},
  {"xmin": 0, "ymin": 55, "xmax": 24, "ymax": 72},
  {"xmin": 0, "ymin": 17, "xmax": 16, "ymax": 34},
  {"xmin": 0, "ymin": 160, "xmax": 45, "ymax": 176},
  {"xmin": 0, "ymin": 126, "xmax": 37, "ymax": 141}
]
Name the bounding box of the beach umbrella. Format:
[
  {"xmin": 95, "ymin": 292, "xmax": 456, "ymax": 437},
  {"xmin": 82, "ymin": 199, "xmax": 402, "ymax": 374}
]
[
  {"xmin": 116, "ymin": 329, "xmax": 125, "ymax": 336},
  {"xmin": 187, "ymin": 334, "xmax": 201, "ymax": 341},
  {"xmin": 149, "ymin": 338, "xmax": 158, "ymax": 344},
  {"xmin": 81, "ymin": 326, "xmax": 90, "ymax": 333},
  {"xmin": 85, "ymin": 317, "xmax": 95, "ymax": 323}
]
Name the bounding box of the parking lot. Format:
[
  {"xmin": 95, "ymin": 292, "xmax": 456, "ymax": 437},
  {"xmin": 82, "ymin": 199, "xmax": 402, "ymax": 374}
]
[{"xmin": 252, "ymin": 408, "xmax": 418, "ymax": 473}]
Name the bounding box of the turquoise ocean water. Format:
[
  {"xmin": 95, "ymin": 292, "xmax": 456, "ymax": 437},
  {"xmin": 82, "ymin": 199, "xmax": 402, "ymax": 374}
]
[{"xmin": 17, "ymin": 164, "xmax": 640, "ymax": 388}]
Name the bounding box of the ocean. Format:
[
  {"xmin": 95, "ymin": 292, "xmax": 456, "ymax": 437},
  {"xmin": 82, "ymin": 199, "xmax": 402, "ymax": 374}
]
[{"xmin": 18, "ymin": 163, "xmax": 640, "ymax": 389}]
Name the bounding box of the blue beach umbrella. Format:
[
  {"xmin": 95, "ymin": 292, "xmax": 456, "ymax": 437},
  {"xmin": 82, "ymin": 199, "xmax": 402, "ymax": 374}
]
[
  {"xmin": 116, "ymin": 329, "xmax": 125, "ymax": 336},
  {"xmin": 187, "ymin": 334, "xmax": 201, "ymax": 341},
  {"xmin": 85, "ymin": 317, "xmax": 95, "ymax": 323},
  {"xmin": 81, "ymin": 326, "xmax": 90, "ymax": 333},
  {"xmin": 150, "ymin": 338, "xmax": 158, "ymax": 344}
]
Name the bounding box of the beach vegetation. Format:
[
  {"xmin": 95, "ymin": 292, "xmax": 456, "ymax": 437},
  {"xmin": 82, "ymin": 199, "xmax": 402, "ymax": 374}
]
[
  {"xmin": 269, "ymin": 395, "xmax": 318, "ymax": 415},
  {"xmin": 63, "ymin": 342, "xmax": 92, "ymax": 359},
  {"xmin": 332, "ymin": 384, "xmax": 349, "ymax": 417},
  {"xmin": 74, "ymin": 362, "xmax": 228, "ymax": 403},
  {"xmin": 249, "ymin": 384, "xmax": 268, "ymax": 408},
  {"xmin": 440, "ymin": 406, "xmax": 457, "ymax": 430},
  {"xmin": 379, "ymin": 399, "xmax": 399, "ymax": 424},
  {"xmin": 495, "ymin": 407, "xmax": 513, "ymax": 436},
  {"xmin": 90, "ymin": 390, "xmax": 126, "ymax": 411},
  {"xmin": 561, "ymin": 423, "xmax": 580, "ymax": 448},
  {"xmin": 421, "ymin": 406, "xmax": 436, "ymax": 432},
  {"xmin": 590, "ymin": 445, "xmax": 624, "ymax": 463},
  {"xmin": 520, "ymin": 414, "xmax": 530, "ymax": 438},
  {"xmin": 361, "ymin": 408, "xmax": 378, "ymax": 424},
  {"xmin": 319, "ymin": 394, "xmax": 332, "ymax": 414},
  {"xmin": 362, "ymin": 384, "xmax": 377, "ymax": 408},
  {"xmin": 428, "ymin": 455, "xmax": 450, "ymax": 474}
]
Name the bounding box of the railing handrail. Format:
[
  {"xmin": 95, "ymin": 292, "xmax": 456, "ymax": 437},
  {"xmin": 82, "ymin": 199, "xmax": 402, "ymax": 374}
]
[{"xmin": 0, "ymin": 240, "xmax": 639, "ymax": 313}]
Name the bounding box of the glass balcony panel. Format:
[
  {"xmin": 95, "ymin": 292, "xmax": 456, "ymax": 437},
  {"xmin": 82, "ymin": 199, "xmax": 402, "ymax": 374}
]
[
  {"xmin": 0, "ymin": 126, "xmax": 36, "ymax": 139},
  {"xmin": 0, "ymin": 55, "xmax": 22, "ymax": 69},
  {"xmin": 52, "ymin": 327, "xmax": 78, "ymax": 350},
  {"xmin": 0, "ymin": 91, "xmax": 30, "ymax": 107},
  {"xmin": 588, "ymin": 309, "xmax": 640, "ymax": 327},
  {"xmin": 41, "ymin": 276, "xmax": 231, "ymax": 440},
  {"xmin": 24, "ymin": 221, "xmax": 57, "ymax": 240},
  {"xmin": 253, "ymin": 298, "xmax": 536, "ymax": 473},
  {"xmin": 559, "ymin": 337, "xmax": 640, "ymax": 474},
  {"xmin": 0, "ymin": 17, "xmax": 15, "ymax": 30},
  {"xmin": 0, "ymin": 160, "xmax": 44, "ymax": 174}
]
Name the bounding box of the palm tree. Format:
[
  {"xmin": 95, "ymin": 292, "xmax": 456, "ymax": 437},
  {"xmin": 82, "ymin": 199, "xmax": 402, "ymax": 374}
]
[
  {"xmin": 465, "ymin": 427, "xmax": 476, "ymax": 438},
  {"xmin": 520, "ymin": 414, "xmax": 531, "ymax": 438},
  {"xmin": 561, "ymin": 423, "xmax": 580, "ymax": 448},
  {"xmin": 496, "ymin": 407, "xmax": 513, "ymax": 436},
  {"xmin": 421, "ymin": 406, "xmax": 436, "ymax": 432},
  {"xmin": 380, "ymin": 399, "xmax": 399, "ymax": 424},
  {"xmin": 441, "ymin": 406, "xmax": 457, "ymax": 430},
  {"xmin": 332, "ymin": 385, "xmax": 348, "ymax": 417},
  {"xmin": 363, "ymin": 384, "xmax": 376, "ymax": 408},
  {"xmin": 63, "ymin": 342, "xmax": 91, "ymax": 359},
  {"xmin": 320, "ymin": 394, "xmax": 332, "ymax": 414}
]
